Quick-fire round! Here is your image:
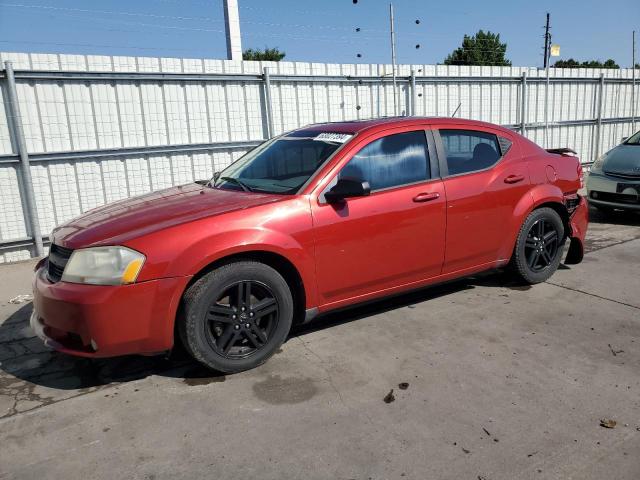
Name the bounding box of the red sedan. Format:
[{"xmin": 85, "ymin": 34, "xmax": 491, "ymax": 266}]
[{"xmin": 32, "ymin": 117, "xmax": 588, "ymax": 373}]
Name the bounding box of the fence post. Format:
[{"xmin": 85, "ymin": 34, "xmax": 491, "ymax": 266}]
[
  {"xmin": 520, "ymin": 71, "xmax": 527, "ymax": 135},
  {"xmin": 262, "ymin": 67, "xmax": 274, "ymax": 138},
  {"xmin": 410, "ymin": 70, "xmax": 416, "ymax": 116},
  {"xmin": 3, "ymin": 61, "xmax": 44, "ymax": 258},
  {"xmin": 594, "ymin": 73, "xmax": 605, "ymax": 161}
]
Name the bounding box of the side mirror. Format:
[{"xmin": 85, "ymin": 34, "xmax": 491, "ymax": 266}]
[
  {"xmin": 621, "ymin": 137, "xmax": 629, "ymax": 143},
  {"xmin": 324, "ymin": 178, "xmax": 371, "ymax": 204},
  {"xmin": 212, "ymin": 171, "xmax": 221, "ymax": 182}
]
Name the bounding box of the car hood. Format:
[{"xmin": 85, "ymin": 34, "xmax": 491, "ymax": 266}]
[
  {"xmin": 602, "ymin": 145, "xmax": 640, "ymax": 175},
  {"xmin": 52, "ymin": 183, "xmax": 285, "ymax": 249}
]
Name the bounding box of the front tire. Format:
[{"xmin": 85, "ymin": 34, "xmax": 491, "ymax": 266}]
[
  {"xmin": 179, "ymin": 261, "xmax": 293, "ymax": 373},
  {"xmin": 512, "ymin": 208, "xmax": 565, "ymax": 284}
]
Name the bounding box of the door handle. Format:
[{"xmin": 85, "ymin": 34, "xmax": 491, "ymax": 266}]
[
  {"xmin": 413, "ymin": 192, "xmax": 440, "ymax": 202},
  {"xmin": 504, "ymin": 174, "xmax": 525, "ymax": 184}
]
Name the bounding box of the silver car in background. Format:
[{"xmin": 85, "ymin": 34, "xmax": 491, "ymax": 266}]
[{"xmin": 587, "ymin": 130, "xmax": 640, "ymax": 212}]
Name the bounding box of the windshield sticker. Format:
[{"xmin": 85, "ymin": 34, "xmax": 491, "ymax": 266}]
[{"xmin": 313, "ymin": 133, "xmax": 353, "ymax": 144}]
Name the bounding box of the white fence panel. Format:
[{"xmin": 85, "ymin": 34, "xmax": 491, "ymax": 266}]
[{"xmin": 0, "ymin": 51, "xmax": 638, "ymax": 262}]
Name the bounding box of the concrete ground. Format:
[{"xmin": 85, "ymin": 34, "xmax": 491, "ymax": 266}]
[{"xmin": 1, "ymin": 206, "xmax": 639, "ymax": 480}]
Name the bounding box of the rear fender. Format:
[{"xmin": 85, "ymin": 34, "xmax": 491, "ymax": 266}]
[
  {"xmin": 499, "ymin": 184, "xmax": 566, "ymax": 261},
  {"xmin": 497, "ymin": 190, "xmax": 535, "ymax": 261}
]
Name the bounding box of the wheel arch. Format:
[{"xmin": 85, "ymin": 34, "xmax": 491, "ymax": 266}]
[
  {"xmin": 501, "ymin": 186, "xmax": 570, "ymax": 263},
  {"xmin": 179, "ymin": 250, "xmax": 308, "ymax": 328},
  {"xmin": 531, "ymin": 201, "xmax": 571, "ymax": 239}
]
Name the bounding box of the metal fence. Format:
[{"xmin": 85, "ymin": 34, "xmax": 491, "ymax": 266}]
[{"xmin": 0, "ymin": 51, "xmax": 638, "ymax": 262}]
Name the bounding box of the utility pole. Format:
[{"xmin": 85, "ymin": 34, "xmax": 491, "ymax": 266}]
[
  {"xmin": 543, "ymin": 13, "xmax": 551, "ymax": 68},
  {"xmin": 543, "ymin": 13, "xmax": 551, "ymax": 146},
  {"xmin": 389, "ymin": 3, "xmax": 398, "ymax": 116},
  {"xmin": 633, "ymin": 30, "xmax": 636, "ymax": 133},
  {"xmin": 223, "ymin": 0, "xmax": 242, "ymax": 61}
]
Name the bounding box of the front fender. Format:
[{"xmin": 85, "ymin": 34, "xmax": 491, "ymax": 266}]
[
  {"xmin": 176, "ymin": 227, "xmax": 315, "ymax": 283},
  {"xmin": 122, "ymin": 194, "xmax": 318, "ymax": 308}
]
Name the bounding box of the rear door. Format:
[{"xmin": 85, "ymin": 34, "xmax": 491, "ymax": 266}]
[
  {"xmin": 311, "ymin": 127, "xmax": 446, "ymax": 307},
  {"xmin": 434, "ymin": 126, "xmax": 530, "ymax": 274}
]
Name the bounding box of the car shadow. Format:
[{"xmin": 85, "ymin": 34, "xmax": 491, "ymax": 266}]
[
  {"xmin": 0, "ymin": 303, "xmax": 219, "ymax": 392},
  {"xmin": 588, "ymin": 204, "xmax": 640, "ymax": 226},
  {"xmin": 289, "ymin": 271, "xmax": 527, "ymax": 339},
  {"xmin": 0, "ymin": 270, "xmax": 525, "ymax": 393}
]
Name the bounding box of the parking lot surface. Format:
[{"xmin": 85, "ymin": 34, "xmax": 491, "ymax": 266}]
[{"xmin": 1, "ymin": 207, "xmax": 639, "ymax": 480}]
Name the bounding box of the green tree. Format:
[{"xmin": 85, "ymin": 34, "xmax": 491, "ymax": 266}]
[
  {"xmin": 553, "ymin": 58, "xmax": 580, "ymax": 68},
  {"xmin": 443, "ymin": 30, "xmax": 511, "ymax": 66},
  {"xmin": 553, "ymin": 58, "xmax": 619, "ymax": 69},
  {"xmin": 242, "ymin": 47, "xmax": 286, "ymax": 61}
]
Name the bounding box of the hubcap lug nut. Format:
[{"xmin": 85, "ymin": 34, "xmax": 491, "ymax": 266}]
[
  {"xmin": 245, "ymin": 323, "xmax": 250, "ymax": 328},
  {"xmin": 234, "ymin": 325, "xmax": 240, "ymax": 330},
  {"xmin": 249, "ymin": 312, "xmax": 254, "ymax": 317},
  {"xmin": 232, "ymin": 314, "xmax": 236, "ymax": 319}
]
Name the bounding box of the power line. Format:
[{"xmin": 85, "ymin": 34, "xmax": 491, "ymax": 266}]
[
  {"xmin": 0, "ymin": 39, "xmax": 200, "ymax": 53},
  {"xmin": 0, "ymin": 2, "xmax": 514, "ymax": 42}
]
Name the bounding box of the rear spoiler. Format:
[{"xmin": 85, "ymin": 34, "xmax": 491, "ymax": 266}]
[{"xmin": 546, "ymin": 148, "xmax": 577, "ymax": 157}]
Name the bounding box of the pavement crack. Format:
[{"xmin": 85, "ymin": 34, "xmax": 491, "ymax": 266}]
[
  {"xmin": 545, "ymin": 281, "xmax": 639, "ymax": 310},
  {"xmin": 296, "ymin": 337, "xmax": 348, "ymax": 409},
  {"xmin": 584, "ymin": 235, "xmax": 640, "ymax": 254}
]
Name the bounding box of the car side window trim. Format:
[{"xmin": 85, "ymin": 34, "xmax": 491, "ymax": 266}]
[
  {"xmin": 318, "ymin": 128, "xmax": 436, "ymax": 203},
  {"xmin": 433, "ymin": 128, "xmax": 506, "ymax": 179}
]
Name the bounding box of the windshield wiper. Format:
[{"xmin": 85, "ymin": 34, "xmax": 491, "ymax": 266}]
[{"xmin": 218, "ymin": 176, "xmax": 254, "ymax": 192}]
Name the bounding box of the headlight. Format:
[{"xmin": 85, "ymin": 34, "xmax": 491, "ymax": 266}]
[
  {"xmin": 61, "ymin": 246, "xmax": 145, "ymax": 285},
  {"xmin": 591, "ymin": 153, "xmax": 607, "ymax": 171}
]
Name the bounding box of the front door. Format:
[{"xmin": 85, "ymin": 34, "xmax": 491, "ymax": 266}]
[{"xmin": 311, "ymin": 128, "xmax": 447, "ymax": 308}]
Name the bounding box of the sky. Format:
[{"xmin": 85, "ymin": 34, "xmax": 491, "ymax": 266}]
[{"xmin": 0, "ymin": 0, "xmax": 638, "ymax": 67}]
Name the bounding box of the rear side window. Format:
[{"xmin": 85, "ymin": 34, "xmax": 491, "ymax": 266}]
[
  {"xmin": 339, "ymin": 130, "xmax": 430, "ymax": 190},
  {"xmin": 440, "ymin": 129, "xmax": 502, "ymax": 176}
]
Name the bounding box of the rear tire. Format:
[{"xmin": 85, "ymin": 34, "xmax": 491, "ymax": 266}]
[
  {"xmin": 512, "ymin": 208, "xmax": 565, "ymax": 284},
  {"xmin": 179, "ymin": 261, "xmax": 293, "ymax": 373}
]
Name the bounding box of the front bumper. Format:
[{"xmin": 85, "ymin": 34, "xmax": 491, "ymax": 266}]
[
  {"xmin": 31, "ymin": 266, "xmax": 191, "ymax": 358},
  {"xmin": 586, "ymin": 172, "xmax": 640, "ymax": 210}
]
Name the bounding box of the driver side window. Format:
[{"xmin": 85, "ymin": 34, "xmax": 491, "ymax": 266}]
[{"xmin": 339, "ymin": 130, "xmax": 430, "ymax": 191}]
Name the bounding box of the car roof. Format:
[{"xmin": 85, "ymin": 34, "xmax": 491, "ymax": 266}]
[{"xmin": 293, "ymin": 116, "xmax": 516, "ymax": 137}]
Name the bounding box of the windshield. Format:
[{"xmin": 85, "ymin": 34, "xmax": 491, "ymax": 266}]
[
  {"xmin": 624, "ymin": 131, "xmax": 640, "ymax": 145},
  {"xmin": 212, "ymin": 131, "xmax": 352, "ymax": 194}
]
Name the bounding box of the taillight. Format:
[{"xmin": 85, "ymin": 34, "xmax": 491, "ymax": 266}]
[{"xmin": 578, "ymin": 162, "xmax": 584, "ymax": 189}]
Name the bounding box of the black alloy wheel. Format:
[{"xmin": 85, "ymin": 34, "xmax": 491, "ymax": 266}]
[
  {"xmin": 205, "ymin": 280, "xmax": 279, "ymax": 359},
  {"xmin": 524, "ymin": 218, "xmax": 559, "ymax": 272},
  {"xmin": 512, "ymin": 207, "xmax": 565, "ymax": 284},
  {"xmin": 179, "ymin": 261, "xmax": 294, "ymax": 373}
]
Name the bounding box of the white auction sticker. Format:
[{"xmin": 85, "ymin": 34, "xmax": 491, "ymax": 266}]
[{"xmin": 314, "ymin": 133, "xmax": 353, "ymax": 143}]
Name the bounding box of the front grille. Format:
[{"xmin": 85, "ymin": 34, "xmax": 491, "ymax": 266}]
[
  {"xmin": 590, "ymin": 191, "xmax": 639, "ymax": 205},
  {"xmin": 47, "ymin": 244, "xmax": 74, "ymax": 283},
  {"xmin": 603, "ymin": 170, "xmax": 640, "ymax": 180}
]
